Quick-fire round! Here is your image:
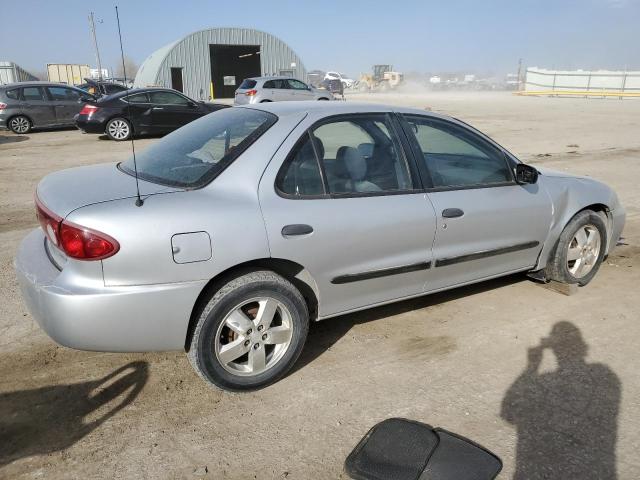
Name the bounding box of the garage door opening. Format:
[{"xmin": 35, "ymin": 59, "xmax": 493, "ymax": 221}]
[
  {"xmin": 171, "ymin": 67, "xmax": 184, "ymax": 92},
  {"xmin": 209, "ymin": 44, "xmax": 261, "ymax": 98}
]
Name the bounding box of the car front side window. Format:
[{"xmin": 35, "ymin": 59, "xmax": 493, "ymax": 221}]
[{"xmin": 403, "ymin": 115, "xmax": 513, "ymax": 189}]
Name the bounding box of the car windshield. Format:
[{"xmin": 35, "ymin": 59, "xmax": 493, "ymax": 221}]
[{"xmin": 119, "ymin": 108, "xmax": 277, "ymax": 188}]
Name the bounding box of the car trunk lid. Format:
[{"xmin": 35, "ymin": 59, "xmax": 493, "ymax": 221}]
[{"xmin": 36, "ymin": 162, "xmax": 183, "ymax": 218}]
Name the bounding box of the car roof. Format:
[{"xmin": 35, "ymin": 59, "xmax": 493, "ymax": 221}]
[
  {"xmin": 238, "ymin": 100, "xmax": 448, "ymax": 120},
  {"xmin": 248, "ymin": 76, "xmax": 301, "ymax": 82},
  {"xmin": 106, "ymin": 87, "xmax": 183, "ymax": 98},
  {"xmin": 0, "ymin": 81, "xmax": 85, "ymax": 89}
]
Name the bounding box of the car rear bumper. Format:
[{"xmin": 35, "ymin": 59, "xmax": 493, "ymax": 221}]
[
  {"xmin": 74, "ymin": 114, "xmax": 106, "ymax": 134},
  {"xmin": 15, "ymin": 228, "xmax": 207, "ymax": 352}
]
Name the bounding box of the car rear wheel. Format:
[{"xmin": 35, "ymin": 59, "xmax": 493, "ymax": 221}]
[
  {"xmin": 9, "ymin": 115, "xmax": 31, "ymax": 134},
  {"xmin": 545, "ymin": 210, "xmax": 607, "ymax": 286},
  {"xmin": 188, "ymin": 270, "xmax": 309, "ymax": 391},
  {"xmin": 106, "ymin": 117, "xmax": 132, "ymax": 141}
]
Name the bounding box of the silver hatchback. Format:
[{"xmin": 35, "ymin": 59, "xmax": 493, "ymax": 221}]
[
  {"xmin": 15, "ymin": 102, "xmax": 625, "ymax": 391},
  {"xmin": 234, "ymin": 76, "xmax": 333, "ymax": 105},
  {"xmin": 0, "ymin": 81, "xmax": 90, "ymax": 134}
]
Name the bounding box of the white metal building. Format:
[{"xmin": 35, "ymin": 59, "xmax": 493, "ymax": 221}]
[
  {"xmin": 0, "ymin": 62, "xmax": 38, "ymax": 85},
  {"xmin": 134, "ymin": 28, "xmax": 307, "ymax": 100}
]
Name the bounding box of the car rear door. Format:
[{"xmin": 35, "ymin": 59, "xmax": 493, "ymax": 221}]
[
  {"xmin": 20, "ymin": 86, "xmax": 56, "ymax": 126},
  {"xmin": 400, "ymin": 114, "xmax": 552, "ymax": 291},
  {"xmin": 259, "ymin": 113, "xmax": 437, "ymax": 318},
  {"xmin": 45, "ymin": 86, "xmax": 84, "ymax": 125},
  {"xmin": 148, "ymin": 91, "xmax": 201, "ymax": 131}
]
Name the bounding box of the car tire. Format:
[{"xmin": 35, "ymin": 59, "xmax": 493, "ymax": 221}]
[
  {"xmin": 8, "ymin": 115, "xmax": 31, "ymax": 134},
  {"xmin": 105, "ymin": 117, "xmax": 132, "ymax": 141},
  {"xmin": 545, "ymin": 210, "xmax": 607, "ymax": 286},
  {"xmin": 188, "ymin": 270, "xmax": 309, "ymax": 391}
]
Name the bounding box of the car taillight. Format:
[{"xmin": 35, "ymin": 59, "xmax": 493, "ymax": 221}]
[
  {"xmin": 79, "ymin": 104, "xmax": 99, "ymax": 115},
  {"xmin": 35, "ymin": 195, "xmax": 119, "ymax": 260},
  {"xmin": 59, "ymin": 221, "xmax": 119, "ymax": 260},
  {"xmin": 245, "ymin": 89, "xmax": 258, "ymax": 96},
  {"xmin": 0, "ymin": 102, "xmax": 6, "ymax": 110}
]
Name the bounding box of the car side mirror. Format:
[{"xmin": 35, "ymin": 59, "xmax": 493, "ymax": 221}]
[{"xmin": 515, "ymin": 163, "xmax": 538, "ymax": 184}]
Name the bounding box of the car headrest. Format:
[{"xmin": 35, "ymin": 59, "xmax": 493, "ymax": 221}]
[{"xmin": 337, "ymin": 146, "xmax": 367, "ymax": 181}]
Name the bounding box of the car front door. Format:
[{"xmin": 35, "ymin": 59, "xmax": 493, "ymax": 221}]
[
  {"xmin": 148, "ymin": 91, "xmax": 201, "ymax": 131},
  {"xmin": 45, "ymin": 86, "xmax": 84, "ymax": 125},
  {"xmin": 20, "ymin": 86, "xmax": 56, "ymax": 126},
  {"xmin": 400, "ymin": 114, "xmax": 553, "ymax": 291},
  {"xmin": 259, "ymin": 113, "xmax": 437, "ymax": 318},
  {"xmin": 287, "ymin": 79, "xmax": 314, "ymax": 101}
]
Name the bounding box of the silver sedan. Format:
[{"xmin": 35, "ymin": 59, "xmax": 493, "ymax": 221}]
[{"xmin": 15, "ymin": 102, "xmax": 625, "ymax": 391}]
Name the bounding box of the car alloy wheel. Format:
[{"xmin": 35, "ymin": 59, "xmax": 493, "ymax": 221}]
[
  {"xmin": 10, "ymin": 116, "xmax": 30, "ymax": 134},
  {"xmin": 214, "ymin": 296, "xmax": 294, "ymax": 376},
  {"xmin": 566, "ymin": 224, "xmax": 601, "ymax": 279},
  {"xmin": 107, "ymin": 119, "xmax": 131, "ymax": 140}
]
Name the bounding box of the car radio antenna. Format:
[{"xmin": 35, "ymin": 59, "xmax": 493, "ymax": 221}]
[{"xmin": 115, "ymin": 5, "xmax": 143, "ymax": 207}]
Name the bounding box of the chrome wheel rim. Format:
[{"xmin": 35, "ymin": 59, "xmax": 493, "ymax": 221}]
[
  {"xmin": 214, "ymin": 297, "xmax": 294, "ymax": 377},
  {"xmin": 108, "ymin": 119, "xmax": 130, "ymax": 139},
  {"xmin": 11, "ymin": 117, "xmax": 29, "ymax": 133},
  {"xmin": 567, "ymin": 224, "xmax": 601, "ymax": 278}
]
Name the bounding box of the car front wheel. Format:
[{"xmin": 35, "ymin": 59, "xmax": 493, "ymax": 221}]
[
  {"xmin": 545, "ymin": 210, "xmax": 607, "ymax": 286},
  {"xmin": 106, "ymin": 117, "xmax": 132, "ymax": 141},
  {"xmin": 9, "ymin": 115, "xmax": 31, "ymax": 134},
  {"xmin": 188, "ymin": 271, "xmax": 309, "ymax": 391}
]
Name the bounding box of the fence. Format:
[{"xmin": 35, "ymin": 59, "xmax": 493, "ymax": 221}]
[{"xmin": 520, "ymin": 68, "xmax": 640, "ymax": 98}]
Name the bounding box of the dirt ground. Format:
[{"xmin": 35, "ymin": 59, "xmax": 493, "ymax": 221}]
[{"xmin": 1, "ymin": 91, "xmax": 639, "ymax": 479}]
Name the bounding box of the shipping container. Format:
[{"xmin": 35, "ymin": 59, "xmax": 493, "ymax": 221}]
[
  {"xmin": 0, "ymin": 61, "xmax": 39, "ymax": 85},
  {"xmin": 46, "ymin": 63, "xmax": 91, "ymax": 86}
]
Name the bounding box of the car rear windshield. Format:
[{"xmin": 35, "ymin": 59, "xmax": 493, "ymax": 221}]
[
  {"xmin": 238, "ymin": 79, "xmax": 257, "ymax": 89},
  {"xmin": 119, "ymin": 108, "xmax": 277, "ymax": 188}
]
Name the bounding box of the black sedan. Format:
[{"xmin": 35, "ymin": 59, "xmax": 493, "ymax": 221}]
[{"xmin": 75, "ymin": 88, "xmax": 229, "ymax": 141}]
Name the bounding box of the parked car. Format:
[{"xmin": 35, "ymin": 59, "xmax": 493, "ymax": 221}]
[
  {"xmin": 16, "ymin": 102, "xmax": 625, "ymax": 391},
  {"xmin": 77, "ymin": 78, "xmax": 128, "ymax": 98},
  {"xmin": 234, "ymin": 76, "xmax": 333, "ymax": 105},
  {"xmin": 324, "ymin": 71, "xmax": 355, "ymax": 88},
  {"xmin": 0, "ymin": 81, "xmax": 91, "ymax": 134},
  {"xmin": 74, "ymin": 87, "xmax": 229, "ymax": 141}
]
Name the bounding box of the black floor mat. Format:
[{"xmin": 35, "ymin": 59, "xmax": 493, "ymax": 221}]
[{"xmin": 345, "ymin": 418, "xmax": 502, "ymax": 480}]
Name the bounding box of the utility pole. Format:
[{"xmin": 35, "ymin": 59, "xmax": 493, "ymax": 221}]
[
  {"xmin": 88, "ymin": 12, "xmax": 103, "ymax": 81},
  {"xmin": 517, "ymin": 58, "xmax": 523, "ymax": 91}
]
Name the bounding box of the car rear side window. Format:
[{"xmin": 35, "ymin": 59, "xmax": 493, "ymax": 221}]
[
  {"xmin": 276, "ymin": 133, "xmax": 325, "ymax": 197},
  {"xmin": 119, "ymin": 108, "xmax": 277, "ymax": 188},
  {"xmin": 403, "ymin": 115, "xmax": 512, "ymax": 189},
  {"xmin": 149, "ymin": 91, "xmax": 189, "ymax": 105},
  {"xmin": 239, "ymin": 79, "xmax": 257, "ymax": 89},
  {"xmin": 22, "ymin": 87, "xmax": 44, "ymax": 101},
  {"xmin": 123, "ymin": 93, "xmax": 149, "ymax": 103},
  {"xmin": 5, "ymin": 88, "xmax": 20, "ymax": 100}
]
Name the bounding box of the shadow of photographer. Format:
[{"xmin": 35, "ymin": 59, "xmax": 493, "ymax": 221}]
[
  {"xmin": 0, "ymin": 361, "xmax": 149, "ymax": 467},
  {"xmin": 501, "ymin": 322, "xmax": 620, "ymax": 479}
]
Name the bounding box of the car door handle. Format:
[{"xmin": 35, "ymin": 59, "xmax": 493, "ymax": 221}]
[
  {"xmin": 152, "ymin": 107, "xmax": 164, "ymax": 110},
  {"xmin": 281, "ymin": 224, "xmax": 313, "ymax": 237},
  {"xmin": 442, "ymin": 208, "xmax": 464, "ymax": 218}
]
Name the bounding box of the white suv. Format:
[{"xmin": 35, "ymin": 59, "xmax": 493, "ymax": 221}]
[
  {"xmin": 234, "ymin": 77, "xmax": 333, "ymax": 105},
  {"xmin": 324, "ymin": 72, "xmax": 355, "ymax": 88}
]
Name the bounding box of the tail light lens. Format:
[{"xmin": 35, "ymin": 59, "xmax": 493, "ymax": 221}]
[
  {"xmin": 245, "ymin": 89, "xmax": 258, "ymax": 96},
  {"xmin": 79, "ymin": 104, "xmax": 99, "ymax": 115},
  {"xmin": 0, "ymin": 102, "xmax": 6, "ymax": 110},
  {"xmin": 35, "ymin": 195, "xmax": 119, "ymax": 260}
]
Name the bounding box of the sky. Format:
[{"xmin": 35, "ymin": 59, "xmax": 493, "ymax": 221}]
[{"xmin": 2, "ymin": 0, "xmax": 639, "ymax": 78}]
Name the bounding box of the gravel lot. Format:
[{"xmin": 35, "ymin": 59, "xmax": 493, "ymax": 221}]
[{"xmin": 1, "ymin": 91, "xmax": 639, "ymax": 479}]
